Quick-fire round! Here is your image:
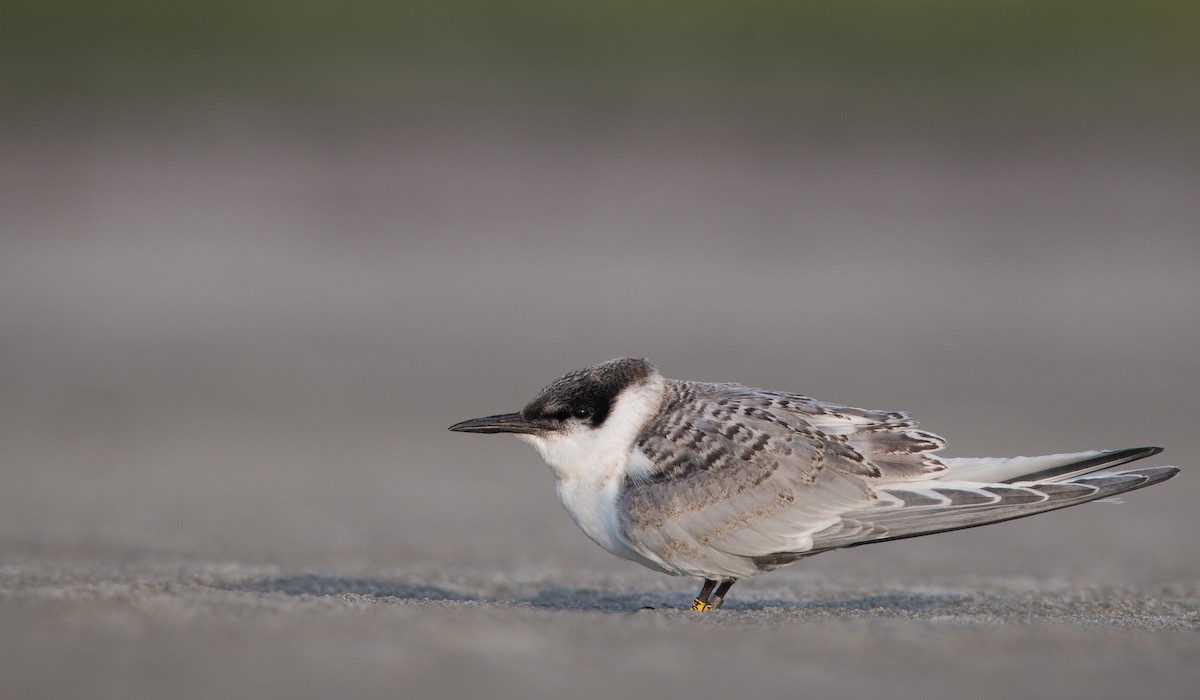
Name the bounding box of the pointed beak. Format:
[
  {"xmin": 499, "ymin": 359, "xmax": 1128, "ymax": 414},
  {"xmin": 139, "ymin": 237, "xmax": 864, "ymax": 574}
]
[{"xmin": 448, "ymin": 412, "xmax": 546, "ymax": 435}]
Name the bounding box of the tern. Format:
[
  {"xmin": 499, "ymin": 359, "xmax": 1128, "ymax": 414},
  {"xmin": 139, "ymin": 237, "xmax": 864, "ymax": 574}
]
[{"xmin": 450, "ymin": 358, "xmax": 1179, "ymax": 611}]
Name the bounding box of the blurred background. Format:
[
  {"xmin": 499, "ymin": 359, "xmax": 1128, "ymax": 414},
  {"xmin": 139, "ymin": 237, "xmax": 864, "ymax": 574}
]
[
  {"xmin": 4, "ymin": 2, "xmax": 1195, "ymax": 696},
  {"xmin": 1, "ymin": 2, "xmax": 1199, "ymax": 695},
  {"xmin": 4, "ymin": 0, "xmax": 1199, "ymax": 569},
  {"xmin": 3, "ymin": 0, "xmax": 1199, "ymax": 575}
]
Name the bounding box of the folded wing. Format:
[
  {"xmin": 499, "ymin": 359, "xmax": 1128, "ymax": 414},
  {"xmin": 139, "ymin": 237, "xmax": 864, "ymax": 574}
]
[{"xmin": 617, "ymin": 381, "xmax": 1179, "ymax": 579}]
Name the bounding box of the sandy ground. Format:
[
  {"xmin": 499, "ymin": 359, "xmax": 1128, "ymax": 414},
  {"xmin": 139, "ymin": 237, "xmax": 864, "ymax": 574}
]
[
  {"xmin": 3, "ymin": 559, "xmax": 1199, "ymax": 700},
  {"xmin": 2, "ymin": 96, "xmax": 1198, "ymax": 698}
]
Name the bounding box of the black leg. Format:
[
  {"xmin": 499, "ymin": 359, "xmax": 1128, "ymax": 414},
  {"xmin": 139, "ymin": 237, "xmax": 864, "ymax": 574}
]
[
  {"xmin": 690, "ymin": 579, "xmax": 718, "ymax": 611},
  {"xmin": 710, "ymin": 579, "xmax": 737, "ymax": 609}
]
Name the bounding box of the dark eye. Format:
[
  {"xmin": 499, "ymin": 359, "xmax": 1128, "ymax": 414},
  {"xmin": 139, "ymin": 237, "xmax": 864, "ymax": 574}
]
[{"xmin": 571, "ymin": 406, "xmax": 592, "ymax": 419}]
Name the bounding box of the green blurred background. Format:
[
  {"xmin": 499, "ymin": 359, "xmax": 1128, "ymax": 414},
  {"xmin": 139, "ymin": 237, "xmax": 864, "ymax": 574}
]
[{"xmin": 5, "ymin": 0, "xmax": 1198, "ymax": 98}]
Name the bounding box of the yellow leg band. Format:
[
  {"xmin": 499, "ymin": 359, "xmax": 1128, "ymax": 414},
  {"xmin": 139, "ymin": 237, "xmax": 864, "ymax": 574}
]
[{"xmin": 690, "ymin": 598, "xmax": 713, "ymax": 611}]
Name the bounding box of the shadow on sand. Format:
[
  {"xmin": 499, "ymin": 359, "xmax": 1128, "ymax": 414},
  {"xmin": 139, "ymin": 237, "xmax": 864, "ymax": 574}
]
[
  {"xmin": 222, "ymin": 574, "xmax": 478, "ymax": 603},
  {"xmin": 219, "ymin": 574, "xmax": 973, "ymax": 614}
]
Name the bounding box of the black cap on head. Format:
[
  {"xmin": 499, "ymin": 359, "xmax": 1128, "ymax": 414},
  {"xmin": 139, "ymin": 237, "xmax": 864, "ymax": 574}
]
[{"xmin": 449, "ymin": 358, "xmax": 656, "ymax": 434}]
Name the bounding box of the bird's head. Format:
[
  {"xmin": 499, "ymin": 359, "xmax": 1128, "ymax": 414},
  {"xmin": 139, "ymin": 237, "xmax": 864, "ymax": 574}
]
[{"xmin": 449, "ymin": 357, "xmax": 664, "ymax": 479}]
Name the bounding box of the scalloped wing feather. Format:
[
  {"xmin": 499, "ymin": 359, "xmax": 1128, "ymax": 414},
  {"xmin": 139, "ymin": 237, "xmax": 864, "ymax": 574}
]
[{"xmin": 617, "ymin": 381, "xmax": 949, "ymax": 577}]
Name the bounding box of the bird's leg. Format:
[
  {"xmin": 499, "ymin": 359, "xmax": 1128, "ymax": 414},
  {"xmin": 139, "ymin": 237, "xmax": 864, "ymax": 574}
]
[
  {"xmin": 710, "ymin": 579, "xmax": 737, "ymax": 609},
  {"xmin": 690, "ymin": 579, "xmax": 718, "ymax": 611}
]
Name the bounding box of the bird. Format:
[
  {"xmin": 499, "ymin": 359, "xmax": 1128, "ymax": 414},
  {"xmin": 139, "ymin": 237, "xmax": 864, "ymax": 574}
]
[{"xmin": 448, "ymin": 358, "xmax": 1180, "ymax": 611}]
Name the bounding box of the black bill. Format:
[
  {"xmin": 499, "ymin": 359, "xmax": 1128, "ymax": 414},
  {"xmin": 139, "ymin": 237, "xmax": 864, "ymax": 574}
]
[{"xmin": 448, "ymin": 412, "xmax": 546, "ymax": 435}]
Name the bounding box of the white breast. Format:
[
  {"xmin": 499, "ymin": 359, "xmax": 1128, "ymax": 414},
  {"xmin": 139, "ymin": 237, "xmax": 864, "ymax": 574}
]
[{"xmin": 552, "ymin": 471, "xmax": 669, "ymax": 573}]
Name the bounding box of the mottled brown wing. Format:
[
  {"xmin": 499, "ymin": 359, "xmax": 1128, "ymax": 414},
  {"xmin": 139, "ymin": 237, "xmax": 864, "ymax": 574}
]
[{"xmin": 617, "ymin": 381, "xmax": 947, "ymax": 578}]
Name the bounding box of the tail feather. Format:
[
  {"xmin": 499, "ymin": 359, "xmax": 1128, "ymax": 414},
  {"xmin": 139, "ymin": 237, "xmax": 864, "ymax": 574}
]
[{"xmin": 936, "ymin": 446, "xmax": 1163, "ymax": 484}]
